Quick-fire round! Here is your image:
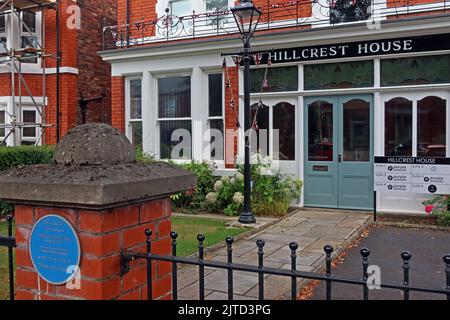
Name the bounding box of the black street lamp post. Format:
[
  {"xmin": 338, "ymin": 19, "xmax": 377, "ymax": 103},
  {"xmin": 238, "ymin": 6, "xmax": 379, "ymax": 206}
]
[{"xmin": 231, "ymin": 0, "xmax": 262, "ymax": 224}]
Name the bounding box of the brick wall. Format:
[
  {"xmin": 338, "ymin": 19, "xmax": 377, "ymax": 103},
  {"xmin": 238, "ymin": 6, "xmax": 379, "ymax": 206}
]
[
  {"xmin": 225, "ymin": 67, "xmax": 239, "ymax": 168},
  {"xmin": 14, "ymin": 198, "xmax": 172, "ymax": 300},
  {"xmin": 77, "ymin": 0, "xmax": 117, "ymax": 125},
  {"xmin": 0, "ymin": 0, "xmax": 117, "ymax": 146},
  {"xmin": 111, "ymin": 76, "xmax": 125, "ymax": 133}
]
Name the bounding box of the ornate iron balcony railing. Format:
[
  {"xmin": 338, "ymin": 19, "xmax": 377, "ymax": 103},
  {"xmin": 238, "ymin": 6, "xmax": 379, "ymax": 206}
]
[{"xmin": 102, "ymin": 0, "xmax": 449, "ymax": 51}]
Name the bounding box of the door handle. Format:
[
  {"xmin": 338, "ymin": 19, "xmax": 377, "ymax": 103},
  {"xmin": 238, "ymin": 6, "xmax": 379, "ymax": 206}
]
[{"xmin": 338, "ymin": 154, "xmax": 342, "ymax": 163}]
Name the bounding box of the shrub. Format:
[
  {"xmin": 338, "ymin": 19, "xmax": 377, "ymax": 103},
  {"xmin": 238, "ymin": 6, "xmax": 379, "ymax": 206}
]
[
  {"xmin": 171, "ymin": 161, "xmax": 217, "ymax": 212},
  {"xmin": 0, "ymin": 146, "xmax": 55, "ymax": 217},
  {"xmin": 0, "ymin": 145, "xmax": 54, "ymax": 171},
  {"xmin": 204, "ymin": 154, "xmax": 303, "ymax": 217},
  {"xmin": 423, "ymin": 195, "xmax": 450, "ymax": 226}
]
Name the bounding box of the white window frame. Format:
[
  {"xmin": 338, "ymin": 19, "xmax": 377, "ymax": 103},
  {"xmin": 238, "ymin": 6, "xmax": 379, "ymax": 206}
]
[
  {"xmin": 125, "ymin": 76, "xmax": 143, "ymax": 147},
  {"xmin": 18, "ymin": 11, "xmax": 41, "ymax": 65},
  {"xmin": 156, "ymin": 73, "xmax": 193, "ymax": 161},
  {"xmin": 206, "ymin": 71, "xmax": 225, "ymax": 164},
  {"xmin": 381, "ymin": 91, "xmax": 450, "ymax": 158},
  {"xmin": 158, "ymin": 0, "xmax": 233, "ymax": 16},
  {"xmin": 20, "ymin": 105, "xmax": 41, "ymax": 146}
]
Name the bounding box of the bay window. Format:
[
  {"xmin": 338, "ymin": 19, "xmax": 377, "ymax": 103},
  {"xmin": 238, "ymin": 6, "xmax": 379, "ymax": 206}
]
[
  {"xmin": 158, "ymin": 76, "xmax": 192, "ymax": 159},
  {"xmin": 127, "ymin": 78, "xmax": 143, "ymax": 148},
  {"xmin": 208, "ymin": 73, "xmax": 224, "ymax": 161}
]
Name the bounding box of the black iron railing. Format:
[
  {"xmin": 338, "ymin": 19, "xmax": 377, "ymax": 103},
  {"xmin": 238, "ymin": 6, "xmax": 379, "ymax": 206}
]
[
  {"xmin": 0, "ymin": 216, "xmax": 16, "ymax": 301},
  {"xmin": 102, "ymin": 0, "xmax": 450, "ymax": 50},
  {"xmin": 121, "ymin": 229, "xmax": 450, "ymax": 301}
]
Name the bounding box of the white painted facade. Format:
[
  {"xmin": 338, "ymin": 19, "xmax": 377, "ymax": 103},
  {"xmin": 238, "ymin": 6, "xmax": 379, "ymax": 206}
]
[{"xmin": 101, "ymin": 15, "xmax": 450, "ymax": 215}]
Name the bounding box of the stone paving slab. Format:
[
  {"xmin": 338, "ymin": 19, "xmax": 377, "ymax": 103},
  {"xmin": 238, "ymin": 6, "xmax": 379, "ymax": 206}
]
[{"xmin": 176, "ymin": 208, "xmax": 371, "ymax": 300}]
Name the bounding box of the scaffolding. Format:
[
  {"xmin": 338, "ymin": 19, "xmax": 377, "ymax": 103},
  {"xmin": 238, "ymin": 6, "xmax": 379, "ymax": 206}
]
[{"xmin": 0, "ymin": 0, "xmax": 59, "ymax": 146}]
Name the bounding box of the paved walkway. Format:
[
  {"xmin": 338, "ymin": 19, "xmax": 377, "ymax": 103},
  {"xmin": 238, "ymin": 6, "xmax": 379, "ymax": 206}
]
[
  {"xmin": 310, "ymin": 226, "xmax": 450, "ymax": 300},
  {"xmin": 177, "ymin": 209, "xmax": 371, "ymax": 300}
]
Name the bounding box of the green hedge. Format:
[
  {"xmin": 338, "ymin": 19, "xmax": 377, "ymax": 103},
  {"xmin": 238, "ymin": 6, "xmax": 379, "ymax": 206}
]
[
  {"xmin": 0, "ymin": 146, "xmax": 55, "ymax": 172},
  {"xmin": 0, "ymin": 146, "xmax": 55, "ymax": 217}
]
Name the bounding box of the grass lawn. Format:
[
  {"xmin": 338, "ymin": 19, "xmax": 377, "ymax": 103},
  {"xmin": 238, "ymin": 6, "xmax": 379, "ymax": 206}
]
[
  {"xmin": 0, "ymin": 215, "xmax": 248, "ymax": 300},
  {"xmin": 171, "ymin": 216, "xmax": 249, "ymax": 257}
]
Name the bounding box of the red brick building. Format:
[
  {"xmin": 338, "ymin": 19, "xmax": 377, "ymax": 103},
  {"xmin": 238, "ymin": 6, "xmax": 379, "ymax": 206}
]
[
  {"xmin": 0, "ymin": 0, "xmax": 116, "ymax": 146},
  {"xmin": 101, "ymin": 0, "xmax": 450, "ymax": 214}
]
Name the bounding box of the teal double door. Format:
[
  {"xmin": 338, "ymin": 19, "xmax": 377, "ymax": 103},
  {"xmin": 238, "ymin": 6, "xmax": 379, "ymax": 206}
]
[{"xmin": 304, "ymin": 95, "xmax": 374, "ymax": 210}]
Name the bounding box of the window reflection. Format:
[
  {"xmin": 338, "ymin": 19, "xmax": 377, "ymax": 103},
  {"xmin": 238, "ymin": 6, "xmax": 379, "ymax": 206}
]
[
  {"xmin": 343, "ymin": 99, "xmax": 370, "ymax": 162},
  {"xmin": 385, "ymin": 98, "xmax": 412, "ymax": 156},
  {"xmin": 251, "ymin": 102, "xmax": 269, "ymax": 156},
  {"xmin": 417, "ymin": 96, "xmax": 446, "ymax": 157},
  {"xmin": 308, "ymin": 101, "xmax": 333, "ymax": 162},
  {"xmin": 273, "ymin": 102, "xmax": 295, "ymax": 161}
]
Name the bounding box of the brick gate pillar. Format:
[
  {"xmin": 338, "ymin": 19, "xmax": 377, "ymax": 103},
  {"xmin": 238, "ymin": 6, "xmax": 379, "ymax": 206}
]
[{"xmin": 0, "ymin": 124, "xmax": 196, "ymax": 300}]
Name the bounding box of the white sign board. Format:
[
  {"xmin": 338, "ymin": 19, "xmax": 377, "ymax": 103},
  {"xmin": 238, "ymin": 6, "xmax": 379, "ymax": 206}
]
[{"xmin": 374, "ymin": 157, "xmax": 450, "ymax": 195}]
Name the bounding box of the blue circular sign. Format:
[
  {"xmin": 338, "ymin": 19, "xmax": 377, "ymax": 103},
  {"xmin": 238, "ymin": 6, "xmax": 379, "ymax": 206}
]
[{"xmin": 30, "ymin": 215, "xmax": 81, "ymax": 285}]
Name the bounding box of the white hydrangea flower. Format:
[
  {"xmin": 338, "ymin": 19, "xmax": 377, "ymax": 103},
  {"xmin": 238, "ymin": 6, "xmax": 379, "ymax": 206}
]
[
  {"xmin": 221, "ymin": 176, "xmax": 231, "ymax": 183},
  {"xmin": 205, "ymin": 192, "xmax": 218, "ymax": 204},
  {"xmin": 214, "ymin": 180, "xmax": 223, "ymax": 192},
  {"xmin": 230, "ymin": 177, "xmax": 236, "ymax": 185},
  {"xmin": 233, "ymin": 192, "xmax": 244, "ymax": 205},
  {"xmin": 235, "ymin": 173, "xmax": 244, "ymax": 182}
]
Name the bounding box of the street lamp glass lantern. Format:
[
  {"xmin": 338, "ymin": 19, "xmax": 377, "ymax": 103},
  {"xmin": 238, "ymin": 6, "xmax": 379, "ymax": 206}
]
[{"xmin": 231, "ymin": 0, "xmax": 262, "ymax": 36}]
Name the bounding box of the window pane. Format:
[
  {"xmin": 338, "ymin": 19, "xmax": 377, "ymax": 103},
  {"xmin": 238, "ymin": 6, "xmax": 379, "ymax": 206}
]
[
  {"xmin": 170, "ymin": 0, "xmax": 192, "ymax": 16},
  {"xmin": 22, "ymin": 11, "xmax": 36, "ymax": 33},
  {"xmin": 22, "ymin": 110, "xmax": 36, "ymax": 138},
  {"xmin": 343, "ymin": 99, "xmax": 370, "ymax": 162},
  {"xmin": 417, "ymin": 96, "xmax": 446, "ymax": 157},
  {"xmin": 305, "ymin": 61, "xmax": 374, "ymax": 90},
  {"xmin": 251, "ymin": 103, "xmax": 269, "ymax": 156},
  {"xmin": 0, "ymin": 110, "xmax": 5, "ymax": 137},
  {"xmin": 330, "ymin": 0, "xmax": 371, "ymax": 24},
  {"xmin": 381, "ymin": 55, "xmax": 450, "ymax": 87},
  {"xmin": 130, "ymin": 121, "xmax": 143, "ymax": 148},
  {"xmin": 0, "ymin": 15, "xmax": 5, "ymax": 33},
  {"xmin": 130, "ymin": 79, "xmax": 142, "ymax": 119},
  {"xmin": 273, "ymin": 102, "xmax": 295, "ymax": 161},
  {"xmin": 308, "ymin": 101, "xmax": 333, "ymax": 161},
  {"xmin": 206, "ymin": 0, "xmax": 228, "ymax": 11},
  {"xmin": 158, "ymin": 76, "xmax": 191, "ymax": 118},
  {"xmin": 160, "ymin": 120, "xmax": 192, "ymax": 159},
  {"xmin": 250, "ymin": 66, "xmax": 298, "ymax": 93},
  {"xmin": 209, "ymin": 119, "xmax": 224, "ymax": 160},
  {"xmin": 385, "ymin": 98, "xmax": 412, "ymax": 156},
  {"xmin": 208, "ymin": 74, "xmax": 222, "ymax": 117}
]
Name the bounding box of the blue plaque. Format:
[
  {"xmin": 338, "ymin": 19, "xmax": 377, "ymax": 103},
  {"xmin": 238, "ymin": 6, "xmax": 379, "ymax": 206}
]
[{"xmin": 30, "ymin": 215, "xmax": 81, "ymax": 285}]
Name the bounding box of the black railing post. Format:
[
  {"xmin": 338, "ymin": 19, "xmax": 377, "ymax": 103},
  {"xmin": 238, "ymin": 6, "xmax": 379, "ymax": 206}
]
[
  {"xmin": 171, "ymin": 231, "xmax": 178, "ymax": 301},
  {"xmin": 226, "ymin": 236, "xmax": 234, "ymax": 301},
  {"xmin": 290, "ymin": 242, "xmax": 298, "ymax": 300},
  {"xmin": 324, "ymin": 245, "xmax": 334, "ymax": 301},
  {"xmin": 444, "ymin": 255, "xmax": 450, "ymax": 300},
  {"xmin": 7, "ymin": 215, "xmax": 14, "ymax": 301},
  {"xmin": 402, "ymin": 251, "xmax": 412, "ymax": 300},
  {"xmin": 257, "ymin": 240, "xmax": 265, "ymax": 301},
  {"xmin": 145, "ymin": 229, "xmax": 153, "ymax": 301},
  {"xmin": 361, "ymin": 248, "xmax": 371, "ymax": 300},
  {"xmin": 198, "ymin": 234, "xmax": 206, "ymax": 300}
]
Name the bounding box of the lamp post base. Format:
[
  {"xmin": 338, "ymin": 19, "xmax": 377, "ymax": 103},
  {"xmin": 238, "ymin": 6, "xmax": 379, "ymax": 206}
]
[{"xmin": 238, "ymin": 211, "xmax": 256, "ymax": 224}]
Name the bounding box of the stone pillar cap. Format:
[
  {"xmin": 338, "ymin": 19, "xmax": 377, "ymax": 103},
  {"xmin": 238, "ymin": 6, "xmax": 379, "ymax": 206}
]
[{"xmin": 0, "ymin": 124, "xmax": 196, "ymax": 209}]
